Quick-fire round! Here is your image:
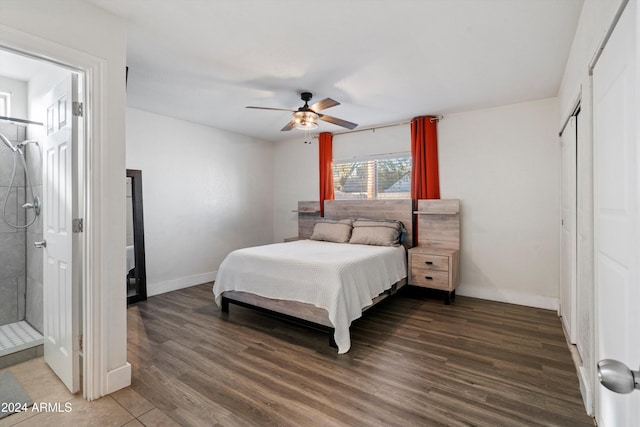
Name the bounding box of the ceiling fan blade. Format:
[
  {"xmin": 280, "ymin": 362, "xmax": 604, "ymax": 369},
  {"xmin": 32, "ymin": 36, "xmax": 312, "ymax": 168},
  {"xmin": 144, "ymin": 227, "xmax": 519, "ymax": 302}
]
[
  {"xmin": 319, "ymin": 114, "xmax": 358, "ymax": 130},
  {"xmin": 246, "ymin": 106, "xmax": 296, "ymax": 112},
  {"xmin": 281, "ymin": 120, "xmax": 296, "ymax": 131},
  {"xmin": 310, "ymin": 98, "xmax": 340, "ymax": 112}
]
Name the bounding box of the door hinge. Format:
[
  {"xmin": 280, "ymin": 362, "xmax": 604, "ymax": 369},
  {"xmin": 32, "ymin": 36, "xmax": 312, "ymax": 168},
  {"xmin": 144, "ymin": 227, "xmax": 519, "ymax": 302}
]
[
  {"xmin": 78, "ymin": 334, "xmax": 83, "ymax": 352},
  {"xmin": 72, "ymin": 218, "xmax": 84, "ymax": 233},
  {"xmin": 72, "ymin": 101, "xmax": 83, "ymax": 117}
]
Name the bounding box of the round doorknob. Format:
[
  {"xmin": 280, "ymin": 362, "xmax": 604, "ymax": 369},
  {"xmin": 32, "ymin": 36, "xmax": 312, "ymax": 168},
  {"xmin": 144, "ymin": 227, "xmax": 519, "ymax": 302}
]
[{"xmin": 597, "ymin": 359, "xmax": 639, "ymax": 394}]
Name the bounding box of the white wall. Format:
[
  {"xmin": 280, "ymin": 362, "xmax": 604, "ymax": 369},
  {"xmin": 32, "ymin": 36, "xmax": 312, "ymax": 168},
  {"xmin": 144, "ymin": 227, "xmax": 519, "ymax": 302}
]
[
  {"xmin": 0, "ymin": 75, "xmax": 27, "ymax": 118},
  {"xmin": 27, "ymin": 67, "xmax": 69, "ymax": 123},
  {"xmin": 438, "ymin": 98, "xmax": 560, "ymax": 309},
  {"xmin": 333, "ymin": 125, "xmax": 411, "ymax": 161},
  {"xmin": 0, "ymin": 0, "xmax": 129, "ymax": 396},
  {"xmin": 273, "ymin": 99, "xmax": 560, "ymax": 309},
  {"xmin": 557, "ymin": 0, "xmax": 625, "ymax": 416},
  {"xmin": 273, "ymin": 136, "xmax": 318, "ymax": 242},
  {"xmin": 126, "ymin": 108, "xmax": 274, "ymax": 296}
]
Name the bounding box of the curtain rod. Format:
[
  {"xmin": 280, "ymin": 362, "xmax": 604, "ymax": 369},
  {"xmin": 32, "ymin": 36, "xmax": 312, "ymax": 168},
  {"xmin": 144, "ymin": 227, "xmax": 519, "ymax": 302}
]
[
  {"xmin": 0, "ymin": 115, "xmax": 43, "ymax": 126},
  {"xmin": 329, "ymin": 115, "xmax": 443, "ymax": 137},
  {"xmin": 332, "ymin": 120, "xmax": 410, "ymax": 136}
]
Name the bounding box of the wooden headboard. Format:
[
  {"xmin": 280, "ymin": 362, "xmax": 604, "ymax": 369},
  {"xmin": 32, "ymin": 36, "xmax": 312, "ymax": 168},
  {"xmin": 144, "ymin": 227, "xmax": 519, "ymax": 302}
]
[
  {"xmin": 323, "ymin": 199, "xmax": 414, "ymax": 248},
  {"xmin": 415, "ymin": 199, "xmax": 460, "ymax": 250}
]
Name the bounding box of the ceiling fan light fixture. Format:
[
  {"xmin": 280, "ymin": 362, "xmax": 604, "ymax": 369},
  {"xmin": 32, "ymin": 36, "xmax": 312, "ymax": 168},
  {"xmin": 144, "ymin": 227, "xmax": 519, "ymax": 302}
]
[
  {"xmin": 246, "ymin": 92, "xmax": 357, "ymax": 131},
  {"xmin": 293, "ymin": 110, "xmax": 319, "ymax": 130}
]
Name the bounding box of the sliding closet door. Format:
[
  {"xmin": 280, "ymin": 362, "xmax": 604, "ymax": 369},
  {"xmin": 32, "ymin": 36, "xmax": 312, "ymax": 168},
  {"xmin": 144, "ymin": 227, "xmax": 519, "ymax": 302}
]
[{"xmin": 560, "ymin": 115, "xmax": 577, "ymax": 344}]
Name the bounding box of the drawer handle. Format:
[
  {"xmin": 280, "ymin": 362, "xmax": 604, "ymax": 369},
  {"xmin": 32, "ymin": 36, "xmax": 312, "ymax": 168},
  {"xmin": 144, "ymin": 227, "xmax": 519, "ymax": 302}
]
[
  {"xmin": 425, "ymin": 261, "xmax": 433, "ymax": 265},
  {"xmin": 424, "ymin": 276, "xmax": 433, "ymax": 280}
]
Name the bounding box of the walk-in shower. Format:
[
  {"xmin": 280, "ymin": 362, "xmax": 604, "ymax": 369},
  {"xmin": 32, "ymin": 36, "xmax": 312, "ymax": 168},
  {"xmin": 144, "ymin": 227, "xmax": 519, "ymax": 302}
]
[{"xmin": 0, "ymin": 121, "xmax": 44, "ymax": 369}]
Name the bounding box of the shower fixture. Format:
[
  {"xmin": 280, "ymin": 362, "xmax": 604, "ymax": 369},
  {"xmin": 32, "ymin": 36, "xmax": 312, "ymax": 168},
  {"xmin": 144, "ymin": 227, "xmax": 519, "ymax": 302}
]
[
  {"xmin": 0, "ymin": 134, "xmax": 38, "ymax": 152},
  {"xmin": 0, "ymin": 133, "xmax": 16, "ymax": 151},
  {"xmin": 1, "ymin": 133, "xmax": 41, "ymax": 229}
]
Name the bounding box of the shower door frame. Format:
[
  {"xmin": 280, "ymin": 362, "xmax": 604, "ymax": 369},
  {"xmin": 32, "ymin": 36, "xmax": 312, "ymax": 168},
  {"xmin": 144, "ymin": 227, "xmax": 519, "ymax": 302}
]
[{"xmin": 0, "ymin": 25, "xmax": 129, "ymax": 400}]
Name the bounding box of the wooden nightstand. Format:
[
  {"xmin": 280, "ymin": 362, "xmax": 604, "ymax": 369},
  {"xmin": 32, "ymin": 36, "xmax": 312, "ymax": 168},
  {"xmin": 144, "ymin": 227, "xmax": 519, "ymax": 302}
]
[
  {"xmin": 408, "ymin": 246, "xmax": 459, "ymax": 304},
  {"xmin": 411, "ymin": 199, "xmax": 461, "ymax": 304}
]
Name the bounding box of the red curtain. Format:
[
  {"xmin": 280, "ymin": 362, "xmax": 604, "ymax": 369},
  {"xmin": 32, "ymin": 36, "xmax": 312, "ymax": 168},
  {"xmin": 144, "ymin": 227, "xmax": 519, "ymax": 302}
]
[
  {"xmin": 318, "ymin": 132, "xmax": 334, "ymax": 216},
  {"xmin": 411, "ymin": 116, "xmax": 440, "ymax": 200},
  {"xmin": 411, "ymin": 116, "xmax": 440, "ymax": 245}
]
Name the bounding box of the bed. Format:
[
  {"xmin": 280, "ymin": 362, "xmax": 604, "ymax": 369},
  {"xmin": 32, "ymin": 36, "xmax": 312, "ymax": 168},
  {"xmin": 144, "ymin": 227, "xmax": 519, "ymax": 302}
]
[{"xmin": 212, "ymin": 199, "xmax": 413, "ymax": 353}]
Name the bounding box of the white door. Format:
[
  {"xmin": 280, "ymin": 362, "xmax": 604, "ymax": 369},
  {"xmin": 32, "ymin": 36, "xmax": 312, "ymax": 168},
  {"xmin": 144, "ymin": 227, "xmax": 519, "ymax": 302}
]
[
  {"xmin": 560, "ymin": 115, "xmax": 577, "ymax": 344},
  {"xmin": 593, "ymin": 0, "xmax": 640, "ymax": 425},
  {"xmin": 42, "ymin": 74, "xmax": 80, "ymax": 393}
]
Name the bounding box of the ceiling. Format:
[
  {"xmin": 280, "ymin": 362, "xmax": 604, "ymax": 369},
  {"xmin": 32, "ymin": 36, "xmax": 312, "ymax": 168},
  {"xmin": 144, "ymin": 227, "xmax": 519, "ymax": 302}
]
[
  {"xmin": 49, "ymin": 1, "xmax": 588, "ymax": 141},
  {"xmin": 0, "ymin": 49, "xmax": 49, "ymax": 82}
]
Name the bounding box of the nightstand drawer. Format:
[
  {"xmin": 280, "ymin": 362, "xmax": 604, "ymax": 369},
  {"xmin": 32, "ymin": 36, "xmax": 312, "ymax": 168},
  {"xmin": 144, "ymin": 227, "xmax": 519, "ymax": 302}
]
[
  {"xmin": 408, "ymin": 268, "xmax": 450, "ymax": 289},
  {"xmin": 410, "ymin": 253, "xmax": 449, "ymax": 271}
]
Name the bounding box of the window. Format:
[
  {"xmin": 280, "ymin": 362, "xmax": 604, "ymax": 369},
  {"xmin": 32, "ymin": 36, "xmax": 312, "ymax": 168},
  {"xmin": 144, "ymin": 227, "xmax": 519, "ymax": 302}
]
[
  {"xmin": 333, "ymin": 154, "xmax": 411, "ymax": 200},
  {"xmin": 0, "ymin": 92, "xmax": 10, "ymax": 117}
]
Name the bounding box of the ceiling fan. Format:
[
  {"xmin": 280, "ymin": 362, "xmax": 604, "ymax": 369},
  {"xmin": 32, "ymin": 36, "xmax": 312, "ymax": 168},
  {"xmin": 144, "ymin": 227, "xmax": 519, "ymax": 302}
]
[{"xmin": 246, "ymin": 92, "xmax": 358, "ymax": 131}]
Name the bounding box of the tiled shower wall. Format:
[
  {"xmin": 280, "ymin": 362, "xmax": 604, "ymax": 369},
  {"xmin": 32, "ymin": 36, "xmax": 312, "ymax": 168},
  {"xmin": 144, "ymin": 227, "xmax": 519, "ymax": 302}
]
[
  {"xmin": 0, "ymin": 122, "xmax": 43, "ymax": 333},
  {"xmin": 0, "ymin": 122, "xmax": 27, "ymax": 327}
]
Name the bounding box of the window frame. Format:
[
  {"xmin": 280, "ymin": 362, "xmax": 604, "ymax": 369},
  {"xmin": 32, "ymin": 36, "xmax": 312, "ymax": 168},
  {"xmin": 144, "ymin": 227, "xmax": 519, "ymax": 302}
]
[
  {"xmin": 0, "ymin": 92, "xmax": 10, "ymax": 117},
  {"xmin": 332, "ymin": 152, "xmax": 412, "ymax": 200}
]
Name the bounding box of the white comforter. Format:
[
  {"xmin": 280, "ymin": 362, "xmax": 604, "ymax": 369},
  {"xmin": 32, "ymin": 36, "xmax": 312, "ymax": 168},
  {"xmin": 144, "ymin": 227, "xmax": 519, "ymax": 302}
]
[{"xmin": 213, "ymin": 239, "xmax": 407, "ymax": 353}]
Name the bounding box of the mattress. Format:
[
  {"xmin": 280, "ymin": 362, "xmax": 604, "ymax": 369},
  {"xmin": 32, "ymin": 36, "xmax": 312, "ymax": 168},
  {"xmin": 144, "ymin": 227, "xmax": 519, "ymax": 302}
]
[{"xmin": 213, "ymin": 239, "xmax": 407, "ymax": 353}]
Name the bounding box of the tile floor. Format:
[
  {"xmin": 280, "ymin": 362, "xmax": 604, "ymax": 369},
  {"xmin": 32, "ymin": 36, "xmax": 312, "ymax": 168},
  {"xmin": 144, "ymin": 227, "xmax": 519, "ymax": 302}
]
[{"xmin": 0, "ymin": 358, "xmax": 179, "ymax": 426}]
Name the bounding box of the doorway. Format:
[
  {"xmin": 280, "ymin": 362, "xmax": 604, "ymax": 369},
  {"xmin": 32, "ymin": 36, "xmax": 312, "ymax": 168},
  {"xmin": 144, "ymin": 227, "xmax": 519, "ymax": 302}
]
[
  {"xmin": 0, "ymin": 48, "xmax": 83, "ymax": 394},
  {"xmin": 1, "ymin": 14, "xmax": 132, "ymax": 400}
]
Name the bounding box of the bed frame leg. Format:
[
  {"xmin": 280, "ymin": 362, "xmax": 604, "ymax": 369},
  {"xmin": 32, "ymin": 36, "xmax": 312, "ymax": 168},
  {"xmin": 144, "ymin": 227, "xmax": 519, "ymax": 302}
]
[
  {"xmin": 329, "ymin": 329, "xmax": 337, "ymax": 349},
  {"xmin": 221, "ymin": 297, "xmax": 229, "ymax": 313}
]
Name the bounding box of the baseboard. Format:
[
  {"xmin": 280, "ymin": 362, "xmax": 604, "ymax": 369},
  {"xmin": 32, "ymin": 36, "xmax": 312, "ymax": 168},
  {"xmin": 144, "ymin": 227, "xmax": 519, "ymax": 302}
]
[
  {"xmin": 148, "ymin": 271, "xmax": 217, "ymax": 297},
  {"xmin": 578, "ymin": 365, "xmax": 594, "ymax": 416},
  {"xmin": 565, "ymin": 340, "xmax": 593, "ymax": 418},
  {"xmin": 106, "ymin": 362, "xmax": 131, "ymax": 394},
  {"xmin": 456, "ymin": 284, "xmax": 559, "ymax": 310}
]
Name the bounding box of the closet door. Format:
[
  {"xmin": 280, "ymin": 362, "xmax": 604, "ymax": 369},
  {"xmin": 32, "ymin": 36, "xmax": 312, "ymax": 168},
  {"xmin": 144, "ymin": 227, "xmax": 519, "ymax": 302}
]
[{"xmin": 560, "ymin": 115, "xmax": 577, "ymax": 344}]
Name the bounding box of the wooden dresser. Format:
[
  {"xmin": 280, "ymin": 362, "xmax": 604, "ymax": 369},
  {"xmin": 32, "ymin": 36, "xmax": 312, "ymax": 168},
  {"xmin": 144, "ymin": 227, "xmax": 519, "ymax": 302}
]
[{"xmin": 408, "ymin": 199, "xmax": 461, "ymax": 304}]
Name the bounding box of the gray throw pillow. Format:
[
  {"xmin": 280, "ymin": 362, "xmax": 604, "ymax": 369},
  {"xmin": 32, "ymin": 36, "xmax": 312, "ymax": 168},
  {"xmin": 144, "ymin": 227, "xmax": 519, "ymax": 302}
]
[{"xmin": 309, "ymin": 219, "xmax": 353, "ymax": 243}]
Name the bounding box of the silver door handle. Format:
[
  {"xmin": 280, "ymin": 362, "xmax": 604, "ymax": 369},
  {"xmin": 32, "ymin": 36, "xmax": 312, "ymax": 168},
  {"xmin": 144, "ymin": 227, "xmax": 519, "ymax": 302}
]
[
  {"xmin": 597, "ymin": 359, "xmax": 640, "ymax": 394},
  {"xmin": 34, "ymin": 240, "xmax": 46, "ymax": 248}
]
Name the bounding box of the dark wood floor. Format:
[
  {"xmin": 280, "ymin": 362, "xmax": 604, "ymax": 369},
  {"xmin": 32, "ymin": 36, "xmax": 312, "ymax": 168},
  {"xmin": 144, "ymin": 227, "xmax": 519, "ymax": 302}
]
[{"xmin": 127, "ymin": 284, "xmax": 594, "ymax": 426}]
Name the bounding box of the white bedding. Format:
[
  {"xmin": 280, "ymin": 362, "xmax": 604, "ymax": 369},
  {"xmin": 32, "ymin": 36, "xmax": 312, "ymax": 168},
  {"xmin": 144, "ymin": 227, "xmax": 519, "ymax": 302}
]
[{"xmin": 213, "ymin": 239, "xmax": 407, "ymax": 353}]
